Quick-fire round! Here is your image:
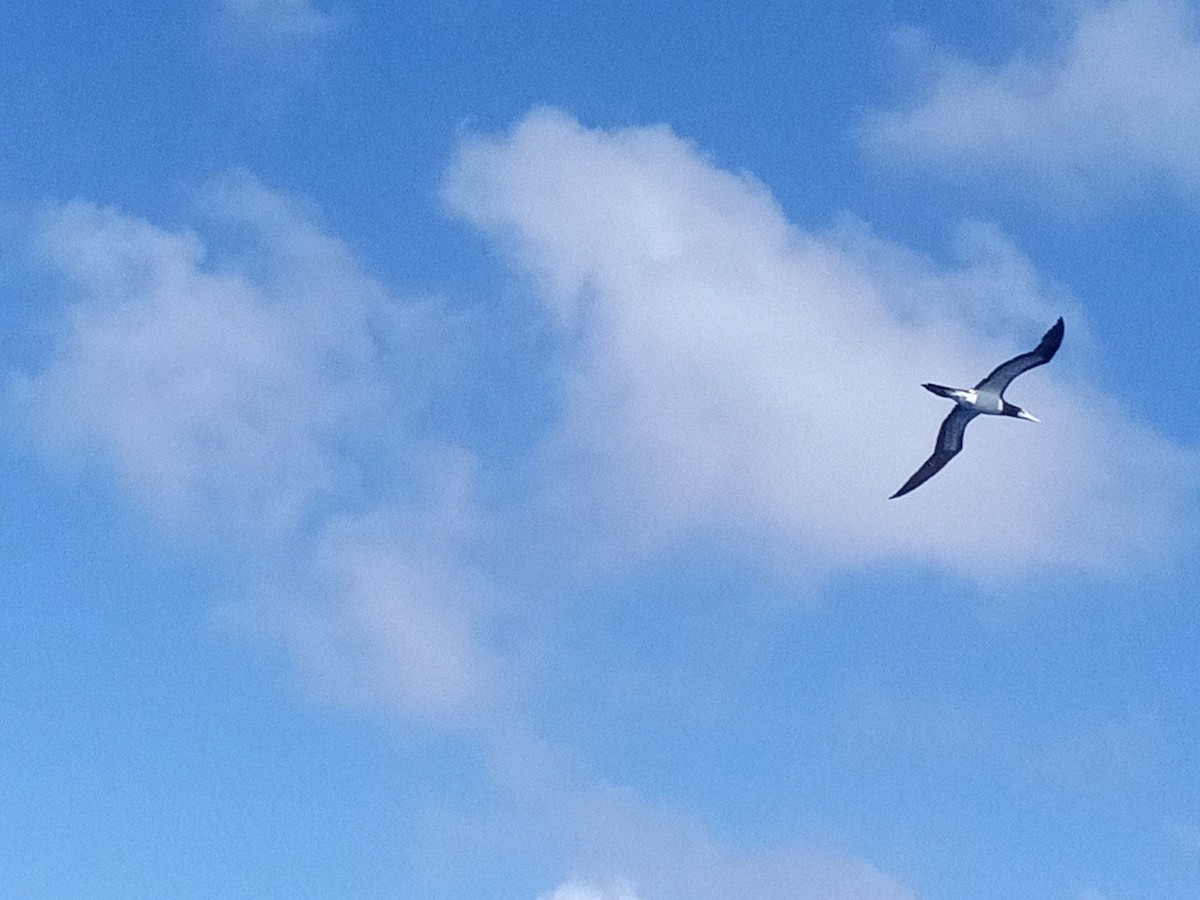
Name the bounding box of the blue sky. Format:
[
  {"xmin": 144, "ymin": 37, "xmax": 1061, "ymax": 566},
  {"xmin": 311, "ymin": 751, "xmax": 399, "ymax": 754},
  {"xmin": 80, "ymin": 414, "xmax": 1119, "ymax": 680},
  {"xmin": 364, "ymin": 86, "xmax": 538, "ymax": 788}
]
[{"xmin": 3, "ymin": 1, "xmax": 1200, "ymax": 898}]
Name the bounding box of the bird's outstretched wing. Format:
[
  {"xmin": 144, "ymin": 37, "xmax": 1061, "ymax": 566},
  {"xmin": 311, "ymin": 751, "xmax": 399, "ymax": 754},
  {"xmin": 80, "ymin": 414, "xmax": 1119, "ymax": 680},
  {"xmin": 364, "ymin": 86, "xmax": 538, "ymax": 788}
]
[
  {"xmin": 974, "ymin": 317, "xmax": 1065, "ymax": 396},
  {"xmin": 890, "ymin": 406, "xmax": 978, "ymax": 499}
]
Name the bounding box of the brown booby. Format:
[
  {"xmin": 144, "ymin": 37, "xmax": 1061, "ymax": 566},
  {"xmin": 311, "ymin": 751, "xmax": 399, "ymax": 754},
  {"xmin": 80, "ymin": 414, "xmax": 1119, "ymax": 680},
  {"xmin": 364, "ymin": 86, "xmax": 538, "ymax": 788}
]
[{"xmin": 891, "ymin": 317, "xmax": 1065, "ymax": 499}]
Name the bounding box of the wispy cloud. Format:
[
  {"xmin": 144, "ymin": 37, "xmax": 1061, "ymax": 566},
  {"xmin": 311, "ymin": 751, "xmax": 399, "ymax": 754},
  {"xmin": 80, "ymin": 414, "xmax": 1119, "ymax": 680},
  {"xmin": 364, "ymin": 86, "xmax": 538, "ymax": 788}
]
[
  {"xmin": 865, "ymin": 0, "xmax": 1200, "ymax": 199},
  {"xmin": 468, "ymin": 734, "xmax": 917, "ymax": 900},
  {"xmin": 539, "ymin": 880, "xmax": 642, "ymax": 900},
  {"xmin": 218, "ymin": 0, "xmax": 347, "ymax": 42},
  {"xmin": 446, "ymin": 108, "xmax": 1199, "ymax": 583},
  {"xmin": 18, "ymin": 173, "xmax": 390, "ymax": 537},
  {"xmin": 838, "ymin": 679, "xmax": 1163, "ymax": 800},
  {"xmin": 13, "ymin": 173, "xmax": 493, "ymax": 723},
  {"xmin": 271, "ymin": 504, "xmax": 507, "ymax": 723}
]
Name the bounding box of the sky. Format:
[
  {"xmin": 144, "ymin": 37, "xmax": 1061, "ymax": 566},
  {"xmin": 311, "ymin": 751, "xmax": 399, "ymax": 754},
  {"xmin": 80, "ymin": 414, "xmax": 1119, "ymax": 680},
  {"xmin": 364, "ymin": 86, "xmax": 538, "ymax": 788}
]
[{"xmin": 2, "ymin": 1, "xmax": 1200, "ymax": 898}]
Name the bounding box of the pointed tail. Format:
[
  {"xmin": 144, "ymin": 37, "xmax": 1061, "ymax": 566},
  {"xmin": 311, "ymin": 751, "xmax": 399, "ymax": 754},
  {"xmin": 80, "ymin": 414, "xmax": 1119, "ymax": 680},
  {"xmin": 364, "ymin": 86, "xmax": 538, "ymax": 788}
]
[{"xmin": 922, "ymin": 383, "xmax": 957, "ymax": 399}]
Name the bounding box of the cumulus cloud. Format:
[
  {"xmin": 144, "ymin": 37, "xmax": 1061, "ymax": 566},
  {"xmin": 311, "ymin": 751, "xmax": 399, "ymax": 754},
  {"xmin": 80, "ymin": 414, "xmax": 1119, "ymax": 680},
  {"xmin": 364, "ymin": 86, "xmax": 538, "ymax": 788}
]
[
  {"xmin": 446, "ymin": 108, "xmax": 1198, "ymax": 583},
  {"xmin": 865, "ymin": 0, "xmax": 1200, "ymax": 198}
]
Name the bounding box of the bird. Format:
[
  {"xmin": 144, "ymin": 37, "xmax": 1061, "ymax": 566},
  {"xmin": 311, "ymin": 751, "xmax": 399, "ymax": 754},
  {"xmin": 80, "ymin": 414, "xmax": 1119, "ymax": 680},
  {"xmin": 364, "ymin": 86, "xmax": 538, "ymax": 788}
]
[{"xmin": 890, "ymin": 317, "xmax": 1065, "ymax": 499}]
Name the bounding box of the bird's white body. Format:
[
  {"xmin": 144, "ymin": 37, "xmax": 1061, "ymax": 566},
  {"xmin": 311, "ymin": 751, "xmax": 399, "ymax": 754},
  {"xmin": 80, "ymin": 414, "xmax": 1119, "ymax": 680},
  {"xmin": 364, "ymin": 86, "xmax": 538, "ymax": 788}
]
[
  {"xmin": 946, "ymin": 387, "xmax": 1040, "ymax": 421},
  {"xmin": 947, "ymin": 387, "xmax": 984, "ymax": 407},
  {"xmin": 948, "ymin": 388, "xmax": 1007, "ymax": 416},
  {"xmin": 942, "ymin": 387, "xmax": 1040, "ymax": 422}
]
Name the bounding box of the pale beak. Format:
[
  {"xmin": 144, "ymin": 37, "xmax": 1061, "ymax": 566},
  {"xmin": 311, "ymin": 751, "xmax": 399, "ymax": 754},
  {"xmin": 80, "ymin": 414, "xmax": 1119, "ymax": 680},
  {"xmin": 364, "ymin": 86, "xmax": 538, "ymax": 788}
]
[{"xmin": 1017, "ymin": 410, "xmax": 1040, "ymax": 423}]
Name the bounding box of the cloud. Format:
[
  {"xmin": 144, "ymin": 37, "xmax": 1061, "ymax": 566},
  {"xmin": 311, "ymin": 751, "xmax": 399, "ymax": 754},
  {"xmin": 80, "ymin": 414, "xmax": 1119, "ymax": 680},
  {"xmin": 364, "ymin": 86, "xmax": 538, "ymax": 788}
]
[
  {"xmin": 865, "ymin": 0, "xmax": 1200, "ymax": 198},
  {"xmin": 460, "ymin": 733, "xmax": 917, "ymax": 900},
  {"xmin": 12, "ymin": 164, "xmax": 916, "ymax": 898},
  {"xmin": 269, "ymin": 505, "xmax": 505, "ymax": 723},
  {"xmin": 539, "ymin": 880, "xmax": 641, "ymax": 900},
  {"xmin": 16, "ymin": 174, "xmax": 391, "ymax": 538},
  {"xmin": 218, "ymin": 0, "xmax": 346, "ymax": 41},
  {"xmin": 13, "ymin": 173, "xmax": 494, "ymax": 723},
  {"xmin": 15, "ymin": 113, "xmax": 1189, "ymax": 898},
  {"xmin": 532, "ymin": 848, "xmax": 911, "ymax": 900},
  {"xmin": 445, "ymin": 107, "xmax": 1199, "ymax": 583},
  {"xmin": 837, "ymin": 679, "xmax": 1163, "ymax": 801}
]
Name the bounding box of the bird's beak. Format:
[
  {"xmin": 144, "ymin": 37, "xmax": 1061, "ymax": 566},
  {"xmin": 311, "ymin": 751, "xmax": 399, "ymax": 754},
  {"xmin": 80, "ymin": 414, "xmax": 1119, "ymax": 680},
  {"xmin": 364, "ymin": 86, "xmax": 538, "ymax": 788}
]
[{"xmin": 1017, "ymin": 410, "xmax": 1040, "ymax": 423}]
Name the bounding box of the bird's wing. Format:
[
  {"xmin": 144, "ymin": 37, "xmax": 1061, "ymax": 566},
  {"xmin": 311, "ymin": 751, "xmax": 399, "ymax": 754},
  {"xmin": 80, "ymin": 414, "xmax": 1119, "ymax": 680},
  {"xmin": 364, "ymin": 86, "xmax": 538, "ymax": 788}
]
[
  {"xmin": 890, "ymin": 406, "xmax": 978, "ymax": 499},
  {"xmin": 974, "ymin": 317, "xmax": 1064, "ymax": 395}
]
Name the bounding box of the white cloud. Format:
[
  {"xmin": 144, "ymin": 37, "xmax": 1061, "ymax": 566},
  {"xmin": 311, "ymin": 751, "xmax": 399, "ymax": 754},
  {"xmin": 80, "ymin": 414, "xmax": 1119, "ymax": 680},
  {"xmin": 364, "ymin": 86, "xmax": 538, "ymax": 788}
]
[
  {"xmin": 15, "ymin": 117, "xmax": 1188, "ymax": 898},
  {"xmin": 12, "ymin": 164, "xmax": 919, "ymax": 898},
  {"xmin": 268, "ymin": 504, "xmax": 505, "ymax": 723},
  {"xmin": 14, "ymin": 174, "xmax": 494, "ymax": 723},
  {"xmin": 445, "ymin": 108, "xmax": 1199, "ymax": 583},
  {"xmin": 865, "ymin": 0, "xmax": 1200, "ymax": 198},
  {"xmin": 540, "ymin": 879, "xmax": 641, "ymax": 900},
  {"xmin": 219, "ymin": 0, "xmax": 346, "ymax": 41},
  {"xmin": 461, "ymin": 731, "xmax": 917, "ymax": 900},
  {"xmin": 16, "ymin": 174, "xmax": 389, "ymax": 538},
  {"xmin": 837, "ymin": 679, "xmax": 1163, "ymax": 801}
]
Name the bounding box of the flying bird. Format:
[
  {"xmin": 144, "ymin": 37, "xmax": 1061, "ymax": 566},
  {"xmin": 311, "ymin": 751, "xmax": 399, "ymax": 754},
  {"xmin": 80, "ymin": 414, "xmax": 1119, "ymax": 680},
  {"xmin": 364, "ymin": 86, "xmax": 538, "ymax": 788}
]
[{"xmin": 890, "ymin": 317, "xmax": 1065, "ymax": 499}]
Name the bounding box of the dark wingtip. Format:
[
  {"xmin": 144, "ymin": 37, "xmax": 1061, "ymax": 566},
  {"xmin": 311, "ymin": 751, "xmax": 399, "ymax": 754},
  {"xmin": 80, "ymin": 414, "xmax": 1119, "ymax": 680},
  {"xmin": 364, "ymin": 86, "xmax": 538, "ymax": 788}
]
[{"xmin": 1040, "ymin": 316, "xmax": 1065, "ymax": 357}]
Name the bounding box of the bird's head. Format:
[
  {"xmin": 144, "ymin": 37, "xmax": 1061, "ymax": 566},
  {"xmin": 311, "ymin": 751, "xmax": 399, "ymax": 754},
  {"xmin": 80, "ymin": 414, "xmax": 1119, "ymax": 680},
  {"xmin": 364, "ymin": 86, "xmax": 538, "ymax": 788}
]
[{"xmin": 1005, "ymin": 403, "xmax": 1040, "ymax": 423}]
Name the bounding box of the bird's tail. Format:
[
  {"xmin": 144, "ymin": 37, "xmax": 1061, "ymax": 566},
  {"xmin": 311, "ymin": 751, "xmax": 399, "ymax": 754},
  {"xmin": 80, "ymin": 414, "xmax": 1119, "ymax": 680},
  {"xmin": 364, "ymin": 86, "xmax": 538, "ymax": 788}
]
[{"xmin": 922, "ymin": 383, "xmax": 957, "ymax": 399}]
